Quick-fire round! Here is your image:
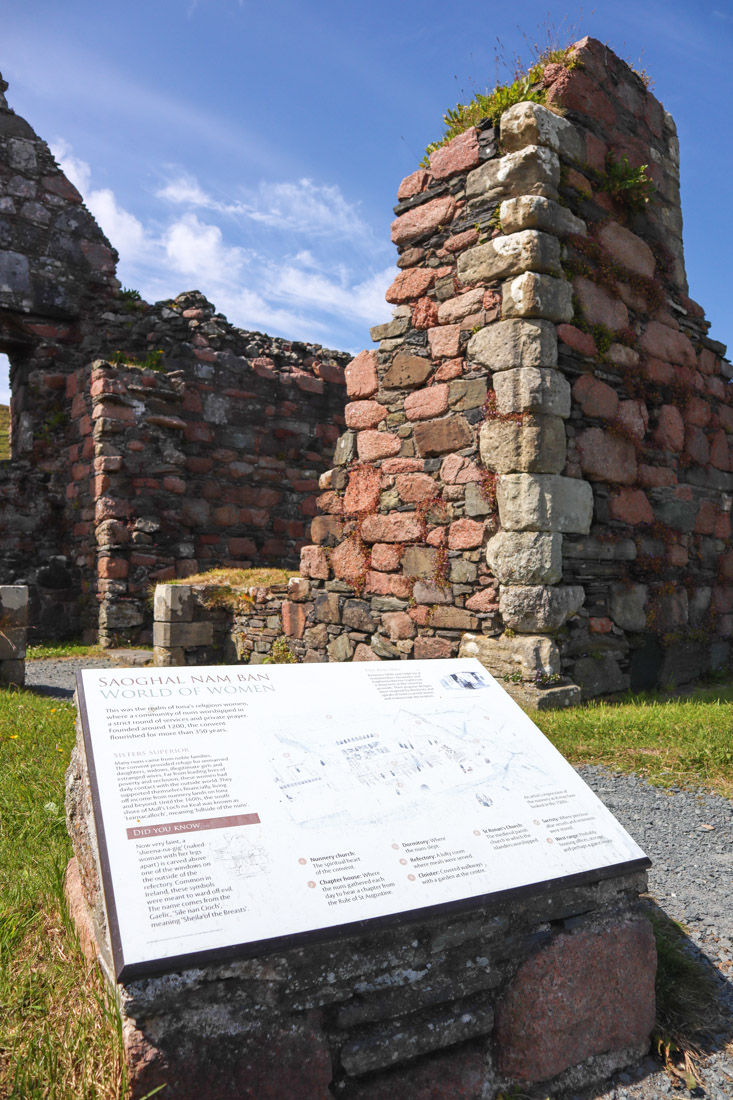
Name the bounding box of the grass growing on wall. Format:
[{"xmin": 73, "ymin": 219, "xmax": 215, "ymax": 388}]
[
  {"xmin": 168, "ymin": 567, "xmax": 299, "ymax": 588},
  {"xmin": 0, "ymin": 405, "xmax": 9, "ymax": 460},
  {"xmin": 0, "ymin": 689, "xmax": 126, "ymax": 1098},
  {"xmin": 421, "ymin": 33, "xmax": 580, "ymax": 162}
]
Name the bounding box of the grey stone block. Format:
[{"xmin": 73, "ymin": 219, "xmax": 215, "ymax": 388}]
[
  {"xmin": 468, "ymin": 319, "xmax": 557, "ymax": 372},
  {"xmin": 99, "ymin": 602, "xmax": 145, "ymax": 629},
  {"xmin": 334, "ymin": 431, "xmax": 357, "ymax": 466},
  {"xmin": 153, "ymin": 645, "xmax": 186, "ymax": 667},
  {"xmin": 340, "ymin": 994, "xmax": 495, "ymax": 1076},
  {"xmin": 499, "ymin": 584, "xmax": 585, "ymax": 632},
  {"xmin": 370, "ymin": 316, "xmax": 409, "ymax": 342},
  {"xmin": 0, "ymin": 627, "xmax": 26, "ymax": 659},
  {"xmin": 0, "ymin": 585, "xmax": 29, "ymax": 627},
  {"xmin": 154, "ymin": 584, "xmax": 194, "ymax": 623},
  {"xmin": 500, "ymin": 102, "xmax": 584, "ymax": 162},
  {"xmin": 610, "ymin": 584, "xmax": 648, "ymax": 633},
  {"xmin": 328, "ymin": 634, "xmax": 354, "ymax": 662},
  {"xmin": 0, "ymin": 659, "xmax": 25, "ymax": 686},
  {"xmin": 480, "ymin": 414, "xmax": 566, "ymax": 474},
  {"xmin": 689, "ymin": 587, "xmax": 712, "ymax": 627},
  {"xmin": 486, "ymin": 531, "xmax": 563, "ymax": 585},
  {"xmin": 466, "ymin": 146, "xmax": 560, "ymax": 202},
  {"xmin": 500, "ymin": 195, "xmax": 586, "ymax": 238},
  {"xmin": 493, "ymin": 367, "xmax": 571, "ymax": 418},
  {"xmin": 464, "ymin": 481, "xmax": 491, "ymax": 517},
  {"xmin": 153, "ymin": 621, "xmax": 213, "ymax": 648},
  {"xmin": 457, "ymin": 230, "xmax": 561, "ymax": 284},
  {"xmin": 459, "ymin": 631, "xmax": 560, "ymax": 678},
  {"xmin": 497, "ymin": 474, "xmax": 594, "ymax": 534},
  {"xmin": 502, "ymin": 272, "xmax": 574, "ymax": 323},
  {"xmin": 0, "ymin": 249, "xmax": 31, "ymax": 296},
  {"xmin": 8, "ymin": 138, "xmax": 37, "ymax": 172},
  {"xmin": 575, "ymin": 654, "xmax": 629, "ymax": 699}
]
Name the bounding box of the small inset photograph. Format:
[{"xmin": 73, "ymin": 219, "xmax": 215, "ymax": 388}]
[{"xmin": 440, "ymin": 670, "xmax": 491, "ymax": 692}]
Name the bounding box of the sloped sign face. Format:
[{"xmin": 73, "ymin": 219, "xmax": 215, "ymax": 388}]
[{"xmin": 76, "ymin": 659, "xmax": 649, "ymax": 980}]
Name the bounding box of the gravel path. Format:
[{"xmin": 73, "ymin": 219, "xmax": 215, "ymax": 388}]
[
  {"xmin": 25, "ymin": 659, "xmax": 733, "ymax": 1098},
  {"xmin": 24, "ymin": 650, "xmax": 153, "ymax": 698},
  {"xmin": 569, "ymin": 766, "xmax": 733, "ymax": 1100}
]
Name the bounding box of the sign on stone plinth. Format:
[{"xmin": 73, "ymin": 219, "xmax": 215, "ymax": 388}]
[{"xmin": 76, "ymin": 659, "xmax": 649, "ymax": 980}]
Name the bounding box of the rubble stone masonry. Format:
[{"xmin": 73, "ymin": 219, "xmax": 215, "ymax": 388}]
[
  {"xmin": 298, "ymin": 37, "xmax": 733, "ymax": 701},
  {"xmin": 0, "ymin": 73, "xmax": 347, "ymax": 642},
  {"xmin": 1, "ymin": 38, "xmax": 731, "ymax": 695}
]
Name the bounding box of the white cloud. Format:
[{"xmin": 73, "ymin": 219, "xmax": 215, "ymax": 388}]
[
  {"xmin": 247, "ymin": 178, "xmax": 373, "ymax": 239},
  {"xmin": 156, "ymin": 172, "xmax": 377, "ymax": 242},
  {"xmin": 268, "ymin": 262, "xmax": 395, "ymax": 324},
  {"xmin": 50, "ymin": 140, "xmax": 394, "ymax": 350},
  {"xmin": 156, "ymin": 174, "xmax": 215, "ymax": 208},
  {"xmin": 164, "ymin": 213, "xmax": 246, "ymax": 282},
  {"xmin": 87, "ymin": 189, "xmax": 147, "ymax": 260},
  {"xmin": 50, "ymin": 138, "xmax": 91, "ymax": 194}
]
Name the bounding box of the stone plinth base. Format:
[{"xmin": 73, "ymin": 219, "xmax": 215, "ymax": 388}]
[
  {"xmin": 500, "ymin": 678, "xmax": 582, "ymax": 710},
  {"xmin": 65, "ymin": 679, "xmax": 655, "ymax": 1100},
  {"xmin": 65, "ymin": 851, "xmax": 655, "ymax": 1099},
  {"xmin": 459, "ymin": 631, "xmax": 581, "ymax": 709}
]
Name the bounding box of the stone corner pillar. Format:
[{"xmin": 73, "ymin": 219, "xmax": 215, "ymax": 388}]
[{"xmin": 459, "ymin": 103, "xmax": 595, "ymax": 704}]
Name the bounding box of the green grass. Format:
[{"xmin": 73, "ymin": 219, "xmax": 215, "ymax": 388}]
[
  {"xmin": 536, "ymin": 687, "xmax": 733, "ymax": 799},
  {"xmin": 650, "ymin": 907, "xmax": 720, "ymax": 1041},
  {"xmin": 27, "ymin": 640, "xmax": 151, "ymax": 661},
  {"xmin": 168, "ymin": 566, "xmax": 299, "ymax": 588},
  {"xmin": 0, "ymin": 689, "xmax": 126, "ymax": 1097},
  {"xmin": 0, "ymin": 405, "xmax": 9, "ymax": 461},
  {"xmin": 26, "ymin": 642, "xmax": 108, "ymax": 661},
  {"xmin": 0, "ymin": 681, "xmax": 730, "ymax": 1094},
  {"xmin": 421, "ymin": 42, "xmax": 580, "ymax": 163}
]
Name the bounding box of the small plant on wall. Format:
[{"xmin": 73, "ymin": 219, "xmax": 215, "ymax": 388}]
[
  {"xmin": 599, "ymin": 154, "xmax": 656, "ymax": 213},
  {"xmin": 421, "ymin": 26, "xmax": 582, "ymax": 163},
  {"xmin": 263, "ymin": 636, "xmax": 296, "ymax": 664}
]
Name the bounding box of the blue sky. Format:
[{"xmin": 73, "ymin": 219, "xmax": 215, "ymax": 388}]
[{"xmin": 0, "ymin": 0, "xmax": 732, "ymax": 402}]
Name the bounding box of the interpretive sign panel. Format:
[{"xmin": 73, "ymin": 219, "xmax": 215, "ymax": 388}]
[{"xmin": 76, "ymin": 659, "xmax": 649, "ymax": 980}]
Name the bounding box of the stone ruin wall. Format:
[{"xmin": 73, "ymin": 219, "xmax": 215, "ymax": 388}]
[
  {"xmin": 0, "ymin": 72, "xmax": 348, "ymax": 643},
  {"xmin": 297, "ymin": 37, "xmax": 733, "ymax": 701},
  {"xmin": 74, "ymin": 300, "xmax": 348, "ymax": 647},
  {"xmin": 1, "ymin": 39, "xmax": 732, "ymax": 695},
  {"xmin": 0, "ymin": 68, "xmax": 119, "ymax": 637}
]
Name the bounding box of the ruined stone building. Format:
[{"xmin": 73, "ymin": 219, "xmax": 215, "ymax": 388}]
[
  {"xmin": 0, "ymin": 69, "xmax": 349, "ymax": 643},
  {"xmin": 1, "ymin": 37, "xmax": 732, "ymax": 700}
]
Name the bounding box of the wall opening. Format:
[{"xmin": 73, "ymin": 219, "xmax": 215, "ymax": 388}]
[{"xmin": 0, "ymin": 353, "xmax": 9, "ymax": 460}]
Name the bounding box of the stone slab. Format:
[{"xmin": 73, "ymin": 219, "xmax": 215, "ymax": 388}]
[
  {"xmin": 500, "ymin": 101, "xmax": 584, "ymax": 162},
  {"xmin": 497, "ymin": 474, "xmax": 594, "ymax": 534},
  {"xmin": 457, "ymin": 230, "xmax": 561, "ymax": 284},
  {"xmin": 468, "ymin": 318, "xmax": 558, "ymax": 372},
  {"xmin": 153, "ymin": 584, "xmax": 194, "ymax": 624},
  {"xmin": 0, "ymin": 585, "xmax": 29, "ymax": 626},
  {"xmin": 153, "ymin": 620, "xmax": 214, "ymax": 648},
  {"xmin": 493, "ymin": 367, "xmax": 571, "ymax": 418},
  {"xmin": 486, "ymin": 530, "xmax": 563, "ymax": 585}
]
